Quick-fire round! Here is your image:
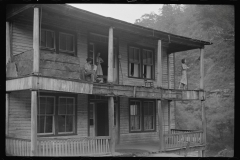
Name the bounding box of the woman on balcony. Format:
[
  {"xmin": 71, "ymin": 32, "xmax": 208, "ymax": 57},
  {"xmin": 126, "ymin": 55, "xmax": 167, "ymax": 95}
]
[
  {"xmin": 96, "ymin": 52, "xmax": 104, "ymax": 83},
  {"xmin": 178, "ymin": 58, "xmax": 189, "ymax": 90}
]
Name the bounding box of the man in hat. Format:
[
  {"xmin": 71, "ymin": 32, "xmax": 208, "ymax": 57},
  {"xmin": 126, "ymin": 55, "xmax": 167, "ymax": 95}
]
[{"xmin": 84, "ymin": 57, "xmax": 98, "ymax": 82}]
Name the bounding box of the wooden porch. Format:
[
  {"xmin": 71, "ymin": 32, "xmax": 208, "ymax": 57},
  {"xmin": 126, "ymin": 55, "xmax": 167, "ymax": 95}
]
[
  {"xmin": 6, "ymin": 75, "xmax": 205, "ymax": 101},
  {"xmin": 6, "ymin": 136, "xmax": 111, "ymax": 156},
  {"xmin": 6, "ymin": 129, "xmax": 204, "ymax": 157}
]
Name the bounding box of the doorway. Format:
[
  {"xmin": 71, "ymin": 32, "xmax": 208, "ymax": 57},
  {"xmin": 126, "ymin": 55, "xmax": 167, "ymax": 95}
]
[{"xmin": 96, "ymin": 102, "xmax": 109, "ymax": 136}]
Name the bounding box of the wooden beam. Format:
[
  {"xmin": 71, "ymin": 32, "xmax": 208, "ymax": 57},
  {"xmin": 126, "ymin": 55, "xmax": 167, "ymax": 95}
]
[
  {"xmin": 31, "ymin": 91, "xmax": 37, "ymax": 156},
  {"xmin": 108, "ymin": 96, "xmax": 115, "ymax": 154},
  {"xmin": 200, "ymin": 47, "xmax": 204, "ymax": 89},
  {"xmin": 168, "ymin": 101, "xmax": 171, "ymax": 134},
  {"xmin": 6, "ymin": 22, "xmax": 11, "ymax": 65},
  {"xmin": 157, "ymin": 40, "xmax": 162, "ymax": 87},
  {"xmin": 158, "ymin": 100, "xmax": 164, "ymax": 152},
  {"xmin": 6, "ymin": 77, "xmax": 33, "ymax": 91},
  {"xmin": 108, "ymin": 27, "xmax": 114, "ymax": 83},
  {"xmin": 33, "ymin": 7, "xmax": 40, "ymax": 74},
  {"xmin": 201, "ymin": 100, "xmax": 206, "ymax": 157},
  {"xmin": 6, "ymin": 94, "xmax": 9, "ymax": 136}
]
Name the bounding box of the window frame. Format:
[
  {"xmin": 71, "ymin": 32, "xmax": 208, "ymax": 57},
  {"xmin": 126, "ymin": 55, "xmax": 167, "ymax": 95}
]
[
  {"xmin": 40, "ymin": 29, "xmax": 56, "ymax": 51},
  {"xmin": 40, "ymin": 25, "xmax": 77, "ymax": 57},
  {"xmin": 58, "ymin": 32, "xmax": 75, "ymax": 55},
  {"xmin": 37, "ymin": 96, "xmax": 56, "ymax": 136},
  {"xmin": 128, "ymin": 45, "xmax": 155, "ymax": 80},
  {"xmin": 37, "ymin": 92, "xmax": 77, "ymax": 137},
  {"xmin": 129, "ymin": 99, "xmax": 156, "ymax": 133}
]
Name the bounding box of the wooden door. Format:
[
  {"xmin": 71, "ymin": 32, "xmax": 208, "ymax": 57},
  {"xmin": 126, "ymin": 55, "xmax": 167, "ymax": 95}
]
[{"xmin": 96, "ymin": 103, "xmax": 109, "ymax": 136}]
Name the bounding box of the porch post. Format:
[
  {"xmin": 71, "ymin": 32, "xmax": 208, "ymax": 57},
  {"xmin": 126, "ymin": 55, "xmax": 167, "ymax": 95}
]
[
  {"xmin": 168, "ymin": 101, "xmax": 171, "ymax": 134},
  {"xmin": 31, "ymin": 91, "xmax": 38, "ymax": 156},
  {"xmin": 157, "ymin": 40, "xmax": 162, "ymax": 87},
  {"xmin": 200, "ymin": 47, "xmax": 204, "ymax": 90},
  {"xmin": 108, "ymin": 27, "xmax": 114, "ymax": 83},
  {"xmin": 33, "ymin": 7, "xmax": 40, "ymax": 74},
  {"xmin": 6, "ymin": 22, "xmax": 11, "ymax": 65},
  {"xmin": 108, "ymin": 96, "xmax": 115, "ymax": 154},
  {"xmin": 200, "ymin": 47, "xmax": 206, "ymax": 157},
  {"xmin": 6, "ymin": 94, "xmax": 9, "ymax": 136},
  {"xmin": 157, "ymin": 100, "xmax": 164, "ymax": 152}
]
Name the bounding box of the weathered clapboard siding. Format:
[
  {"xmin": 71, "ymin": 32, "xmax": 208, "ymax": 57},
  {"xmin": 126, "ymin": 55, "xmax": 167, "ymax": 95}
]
[
  {"xmin": 8, "ymin": 91, "xmax": 31, "ymax": 139},
  {"xmin": 12, "ymin": 21, "xmax": 33, "ymax": 55},
  {"xmin": 77, "ymin": 94, "xmax": 88, "ymax": 137}
]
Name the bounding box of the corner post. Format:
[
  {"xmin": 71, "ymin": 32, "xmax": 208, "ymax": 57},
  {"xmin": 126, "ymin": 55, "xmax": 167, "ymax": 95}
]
[
  {"xmin": 157, "ymin": 40, "xmax": 162, "ymax": 87},
  {"xmin": 200, "ymin": 47, "xmax": 206, "ymax": 157},
  {"xmin": 6, "ymin": 94, "xmax": 9, "ymax": 136},
  {"xmin": 6, "ymin": 22, "xmax": 11, "ymax": 65},
  {"xmin": 158, "ymin": 100, "xmax": 164, "ymax": 152},
  {"xmin": 33, "ymin": 7, "xmax": 40, "ymax": 74},
  {"xmin": 108, "ymin": 27, "xmax": 114, "ymax": 83},
  {"xmin": 108, "ymin": 96, "xmax": 115, "ymax": 154},
  {"xmin": 200, "ymin": 47, "xmax": 204, "ymax": 89},
  {"xmin": 31, "ymin": 91, "xmax": 38, "ymax": 156}
]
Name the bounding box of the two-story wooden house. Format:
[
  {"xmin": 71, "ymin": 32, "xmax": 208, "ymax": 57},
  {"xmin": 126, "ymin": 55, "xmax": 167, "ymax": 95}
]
[{"xmin": 6, "ymin": 4, "xmax": 211, "ymax": 157}]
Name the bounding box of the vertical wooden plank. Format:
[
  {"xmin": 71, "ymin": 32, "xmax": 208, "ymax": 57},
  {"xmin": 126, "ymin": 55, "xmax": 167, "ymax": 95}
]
[
  {"xmin": 202, "ymin": 100, "xmax": 206, "ymax": 157},
  {"xmin": 198, "ymin": 149, "xmax": 203, "ymax": 157},
  {"xmin": 157, "ymin": 40, "xmax": 162, "ymax": 87},
  {"xmin": 6, "ymin": 22, "xmax": 11, "ymax": 65},
  {"xmin": 6, "ymin": 94, "xmax": 9, "ymax": 136},
  {"xmin": 31, "ymin": 91, "xmax": 37, "ymax": 156},
  {"xmin": 158, "ymin": 100, "xmax": 164, "ymax": 152},
  {"xmin": 108, "ymin": 27, "xmax": 114, "ymax": 83},
  {"xmin": 33, "ymin": 7, "xmax": 40, "ymax": 73},
  {"xmin": 200, "ymin": 47, "xmax": 204, "ymax": 89},
  {"xmin": 109, "ymin": 97, "xmax": 115, "ymax": 154}
]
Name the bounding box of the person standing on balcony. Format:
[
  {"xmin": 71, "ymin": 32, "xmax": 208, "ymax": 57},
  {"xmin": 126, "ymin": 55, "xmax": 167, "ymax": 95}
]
[
  {"xmin": 178, "ymin": 58, "xmax": 189, "ymax": 90},
  {"xmin": 96, "ymin": 52, "xmax": 104, "ymax": 83},
  {"xmin": 84, "ymin": 57, "xmax": 99, "ymax": 82}
]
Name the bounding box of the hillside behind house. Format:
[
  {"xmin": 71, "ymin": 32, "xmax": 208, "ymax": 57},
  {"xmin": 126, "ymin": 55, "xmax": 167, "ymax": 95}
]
[{"xmin": 134, "ymin": 5, "xmax": 234, "ymax": 156}]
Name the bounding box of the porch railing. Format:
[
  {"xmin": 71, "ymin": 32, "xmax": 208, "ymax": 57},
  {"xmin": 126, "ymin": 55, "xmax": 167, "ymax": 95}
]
[
  {"xmin": 6, "ymin": 136, "xmax": 31, "ymax": 156},
  {"xmin": 164, "ymin": 129, "xmax": 204, "ymax": 150},
  {"xmin": 6, "ymin": 136, "xmax": 111, "ymax": 156}
]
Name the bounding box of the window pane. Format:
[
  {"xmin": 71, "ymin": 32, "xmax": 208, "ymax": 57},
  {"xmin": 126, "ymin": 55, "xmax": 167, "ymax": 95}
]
[
  {"xmin": 143, "ymin": 65, "xmax": 147, "ymax": 78},
  {"xmin": 143, "ymin": 102, "xmax": 149, "ymax": 115},
  {"xmin": 40, "ymin": 100, "xmax": 46, "ymax": 114},
  {"xmin": 67, "ymin": 104, "xmax": 73, "ymax": 114},
  {"xmin": 58, "ymin": 115, "xmax": 66, "ymax": 132},
  {"xmin": 59, "ymin": 98, "xmax": 66, "ymax": 114},
  {"xmin": 46, "ymin": 97, "xmax": 54, "ymax": 114},
  {"xmin": 144, "ymin": 116, "xmax": 153, "ymax": 130},
  {"xmin": 134, "ymin": 49, "xmax": 139, "ymax": 63},
  {"xmin": 148, "ymin": 102, "xmax": 153, "ymax": 115},
  {"xmin": 66, "ymin": 115, "xmax": 73, "ymax": 132},
  {"xmin": 41, "ymin": 30, "xmax": 46, "ymax": 47},
  {"xmin": 129, "ymin": 48, "xmax": 134, "ymax": 62},
  {"xmin": 143, "ymin": 50, "xmax": 147, "ymax": 64},
  {"xmin": 147, "ymin": 51, "xmax": 153, "ymax": 64},
  {"xmin": 59, "ymin": 34, "xmax": 66, "ymax": 51},
  {"xmin": 45, "ymin": 116, "xmax": 53, "ymax": 133},
  {"xmin": 129, "ymin": 63, "xmax": 134, "ymax": 76},
  {"xmin": 133, "ymin": 64, "xmax": 139, "ymax": 77},
  {"xmin": 66, "ymin": 35, "xmax": 73, "ymax": 51},
  {"xmin": 38, "ymin": 116, "xmax": 45, "ymax": 133},
  {"xmin": 146, "ymin": 66, "xmax": 152, "ymax": 79},
  {"xmin": 46, "ymin": 31, "xmax": 54, "ymax": 48}
]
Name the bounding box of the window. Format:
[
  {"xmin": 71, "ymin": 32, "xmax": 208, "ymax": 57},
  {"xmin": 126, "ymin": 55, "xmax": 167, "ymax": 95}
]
[
  {"xmin": 37, "ymin": 93, "xmax": 77, "ymax": 136},
  {"xmin": 38, "ymin": 96, "xmax": 55, "ymax": 134},
  {"xmin": 129, "ymin": 99, "xmax": 155, "ymax": 132},
  {"xmin": 142, "ymin": 49, "xmax": 153, "ymax": 79},
  {"xmin": 128, "ymin": 46, "xmax": 154, "ymax": 79},
  {"xmin": 41, "ymin": 29, "xmax": 55, "ymax": 49},
  {"xmin": 40, "ymin": 28, "xmax": 76, "ymax": 56},
  {"xmin": 59, "ymin": 32, "xmax": 75, "ymax": 54},
  {"xmin": 129, "ymin": 47, "xmax": 140, "ymax": 77}
]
